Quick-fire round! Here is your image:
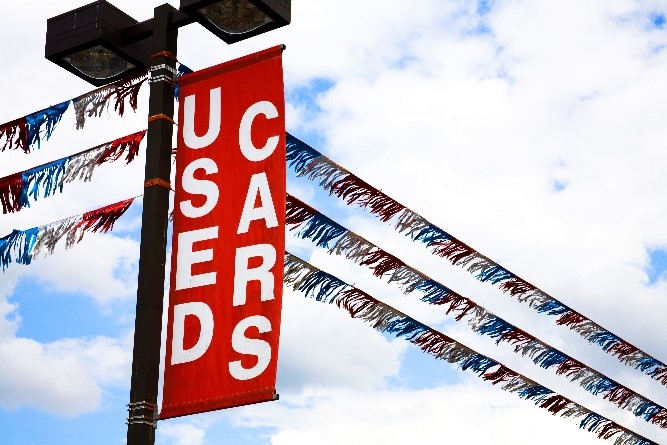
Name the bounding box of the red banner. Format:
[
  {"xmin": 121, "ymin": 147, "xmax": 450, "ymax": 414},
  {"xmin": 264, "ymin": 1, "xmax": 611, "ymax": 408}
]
[{"xmin": 161, "ymin": 46, "xmax": 286, "ymax": 419}]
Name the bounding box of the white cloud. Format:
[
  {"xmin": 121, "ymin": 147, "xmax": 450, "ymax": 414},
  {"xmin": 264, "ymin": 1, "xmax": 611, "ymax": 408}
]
[
  {"xmin": 157, "ymin": 422, "xmax": 206, "ymax": 445},
  {"xmin": 277, "ymin": 286, "xmax": 406, "ymax": 394},
  {"xmin": 0, "ymin": 333, "xmax": 131, "ymax": 416},
  {"xmin": 234, "ymin": 383, "xmax": 605, "ymax": 445}
]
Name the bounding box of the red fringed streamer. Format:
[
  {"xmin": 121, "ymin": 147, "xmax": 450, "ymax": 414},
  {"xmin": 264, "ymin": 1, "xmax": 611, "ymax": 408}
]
[
  {"xmin": 413, "ymin": 330, "xmax": 455, "ymax": 355},
  {"xmin": 606, "ymin": 341, "xmax": 639, "ymax": 360},
  {"xmin": 482, "ymin": 365, "xmax": 518, "ymax": 385},
  {"xmin": 596, "ymin": 422, "xmax": 623, "ymax": 440},
  {"xmin": 430, "ymin": 239, "xmax": 476, "ymax": 265},
  {"xmin": 359, "ymin": 190, "xmax": 405, "ymax": 222},
  {"xmin": 97, "ymin": 130, "xmax": 146, "ymax": 165},
  {"xmin": 556, "ymin": 311, "xmax": 587, "ymax": 327},
  {"xmin": 651, "ymin": 408, "xmax": 667, "ymax": 428},
  {"xmin": 445, "ymin": 294, "xmax": 477, "ymax": 321},
  {"xmin": 653, "ymin": 366, "xmax": 667, "ymax": 385},
  {"xmin": 603, "ymin": 385, "xmax": 634, "ymax": 408},
  {"xmin": 359, "ymin": 249, "xmax": 405, "ymax": 277},
  {"xmin": 103, "ymin": 71, "xmax": 148, "ymax": 117},
  {"xmin": 73, "ymin": 198, "xmax": 134, "ymax": 239},
  {"xmin": 0, "ymin": 173, "xmax": 23, "ymax": 214},
  {"xmin": 499, "ymin": 277, "xmax": 537, "ymax": 296},
  {"xmin": 336, "ymin": 288, "xmax": 375, "ymax": 317},
  {"xmin": 0, "ymin": 118, "xmax": 28, "ymax": 153},
  {"xmin": 540, "ymin": 394, "xmax": 572, "ymax": 415},
  {"xmin": 330, "ymin": 173, "xmax": 405, "ymax": 221},
  {"xmin": 285, "ymin": 195, "xmax": 317, "ymax": 228},
  {"xmin": 330, "ymin": 174, "xmax": 378, "ymax": 205},
  {"xmin": 497, "ymin": 327, "xmax": 533, "ymax": 347},
  {"xmin": 556, "ymin": 358, "xmax": 586, "ymax": 377}
]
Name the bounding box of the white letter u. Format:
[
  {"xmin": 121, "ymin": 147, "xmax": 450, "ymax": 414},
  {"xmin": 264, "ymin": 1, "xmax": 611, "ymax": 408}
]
[{"xmin": 183, "ymin": 87, "xmax": 221, "ymax": 149}]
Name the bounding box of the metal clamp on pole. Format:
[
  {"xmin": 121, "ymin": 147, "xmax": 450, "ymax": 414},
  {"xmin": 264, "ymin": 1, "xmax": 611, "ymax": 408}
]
[
  {"xmin": 149, "ymin": 63, "xmax": 177, "ymax": 85},
  {"xmin": 127, "ymin": 401, "xmax": 159, "ymax": 429}
]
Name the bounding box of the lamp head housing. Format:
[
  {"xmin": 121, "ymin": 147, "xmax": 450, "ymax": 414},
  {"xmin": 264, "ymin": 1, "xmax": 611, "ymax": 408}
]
[
  {"xmin": 180, "ymin": 0, "xmax": 290, "ymax": 43},
  {"xmin": 45, "ymin": 0, "xmax": 150, "ymax": 86}
]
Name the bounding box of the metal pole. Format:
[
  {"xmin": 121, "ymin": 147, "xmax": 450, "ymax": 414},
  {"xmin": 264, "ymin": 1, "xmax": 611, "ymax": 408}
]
[{"xmin": 126, "ymin": 4, "xmax": 177, "ymax": 445}]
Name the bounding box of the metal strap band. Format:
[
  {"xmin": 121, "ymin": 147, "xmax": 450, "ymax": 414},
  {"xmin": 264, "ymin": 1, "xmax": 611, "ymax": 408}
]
[
  {"xmin": 149, "ymin": 74, "xmax": 175, "ymax": 85},
  {"xmin": 150, "ymin": 50, "xmax": 177, "ymax": 61},
  {"xmin": 148, "ymin": 113, "xmax": 177, "ymax": 125},
  {"xmin": 150, "ymin": 64, "xmax": 177, "ymax": 75},
  {"xmin": 127, "ymin": 401, "xmax": 158, "ymax": 428},
  {"xmin": 144, "ymin": 178, "xmax": 172, "ymax": 190}
]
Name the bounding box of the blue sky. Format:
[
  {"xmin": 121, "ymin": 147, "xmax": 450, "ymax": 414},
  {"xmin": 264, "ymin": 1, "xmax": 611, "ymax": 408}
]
[{"xmin": 1, "ymin": 1, "xmax": 667, "ymax": 444}]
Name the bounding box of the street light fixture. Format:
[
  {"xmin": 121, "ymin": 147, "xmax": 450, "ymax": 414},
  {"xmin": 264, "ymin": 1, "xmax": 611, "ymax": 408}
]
[
  {"xmin": 180, "ymin": 0, "xmax": 290, "ymax": 43},
  {"xmin": 44, "ymin": 1, "xmax": 291, "ymax": 445},
  {"xmin": 45, "ymin": 1, "xmax": 151, "ymax": 85}
]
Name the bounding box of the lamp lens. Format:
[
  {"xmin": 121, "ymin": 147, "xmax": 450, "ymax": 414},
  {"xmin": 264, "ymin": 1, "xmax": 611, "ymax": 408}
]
[
  {"xmin": 198, "ymin": 0, "xmax": 273, "ymax": 34},
  {"xmin": 63, "ymin": 45, "xmax": 134, "ymax": 80}
]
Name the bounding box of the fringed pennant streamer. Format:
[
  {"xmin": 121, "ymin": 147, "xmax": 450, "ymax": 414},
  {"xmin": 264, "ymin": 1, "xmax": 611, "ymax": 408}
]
[
  {"xmin": 19, "ymin": 159, "xmax": 68, "ymax": 208},
  {"xmin": 330, "ymin": 231, "xmax": 376, "ymax": 263},
  {"xmin": 329, "ymin": 174, "xmax": 405, "ymax": 222},
  {"xmin": 286, "ymin": 133, "xmax": 325, "ymax": 172},
  {"xmin": 32, "ymin": 216, "xmax": 80, "ymax": 256},
  {"xmin": 0, "ymin": 228, "xmax": 39, "ymax": 271},
  {"xmin": 106, "ymin": 72, "xmax": 147, "ymax": 117},
  {"xmin": 72, "ymin": 198, "xmax": 134, "ymax": 242},
  {"xmin": 1, "ymin": 131, "xmax": 145, "ymax": 214},
  {"xmin": 284, "ymin": 194, "xmax": 667, "ymax": 429},
  {"xmin": 174, "ymin": 63, "xmax": 194, "ymax": 100},
  {"xmin": 283, "ymin": 252, "xmax": 658, "ymax": 445},
  {"xmin": 540, "ymin": 394, "xmax": 573, "ymax": 415},
  {"xmin": 483, "ymin": 365, "xmax": 519, "ymax": 385},
  {"xmin": 359, "ymin": 249, "xmax": 405, "ymax": 277},
  {"xmin": 0, "ymin": 117, "xmax": 28, "ymax": 153},
  {"xmin": 285, "ymin": 134, "xmax": 667, "ymax": 388},
  {"xmin": 285, "ymin": 196, "xmax": 347, "ymax": 248},
  {"xmin": 537, "ymin": 299, "xmax": 571, "ymax": 315},
  {"xmin": 0, "ymin": 197, "xmax": 137, "ymax": 270},
  {"xmin": 73, "ymin": 71, "xmax": 148, "ymax": 129},
  {"xmin": 25, "ymin": 101, "xmax": 71, "ymax": 150},
  {"xmin": 96, "ymin": 130, "xmax": 147, "ymax": 165},
  {"xmin": 0, "ymin": 173, "xmax": 22, "ymax": 213}
]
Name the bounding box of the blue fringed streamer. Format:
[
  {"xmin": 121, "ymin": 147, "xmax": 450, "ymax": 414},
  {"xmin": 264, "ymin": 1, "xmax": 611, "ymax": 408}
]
[
  {"xmin": 43, "ymin": 101, "xmax": 70, "ymax": 140},
  {"xmin": 383, "ymin": 317, "xmax": 428, "ymax": 341},
  {"xmin": 174, "ymin": 64, "xmax": 194, "ymax": 100},
  {"xmin": 579, "ymin": 412, "xmax": 608, "ymax": 432},
  {"xmin": 297, "ymin": 271, "xmax": 348, "ymax": 303},
  {"xmin": 533, "ymin": 349, "xmax": 568, "ymax": 369},
  {"xmin": 415, "ymin": 279, "xmax": 453, "ymax": 304},
  {"xmin": 518, "ymin": 385, "xmax": 554, "ymax": 401},
  {"xmin": 476, "ymin": 265, "xmax": 514, "ymax": 284},
  {"xmin": 476, "ymin": 317, "xmax": 513, "ymax": 339},
  {"xmin": 411, "ymin": 224, "xmax": 451, "ymax": 246},
  {"xmin": 298, "ymin": 213, "xmax": 347, "ymax": 248},
  {"xmin": 19, "ymin": 158, "xmax": 68, "ymax": 208},
  {"xmin": 25, "ymin": 113, "xmax": 44, "ymax": 148},
  {"xmin": 0, "ymin": 228, "xmax": 38, "ymax": 270},
  {"xmin": 286, "ymin": 133, "xmax": 321, "ymax": 172},
  {"xmin": 583, "ymin": 376, "xmax": 617, "ymax": 395},
  {"xmin": 536, "ymin": 299, "xmax": 570, "ymax": 315},
  {"xmin": 638, "ymin": 357, "xmax": 665, "ymax": 373},
  {"xmin": 0, "ymin": 231, "xmax": 16, "ymax": 270},
  {"xmin": 25, "ymin": 101, "xmax": 70, "ymax": 148},
  {"xmin": 635, "ymin": 402, "xmax": 662, "ymax": 421},
  {"xmin": 587, "ymin": 331, "xmax": 621, "ymax": 351},
  {"xmin": 460, "ymin": 354, "xmax": 498, "ymax": 374}
]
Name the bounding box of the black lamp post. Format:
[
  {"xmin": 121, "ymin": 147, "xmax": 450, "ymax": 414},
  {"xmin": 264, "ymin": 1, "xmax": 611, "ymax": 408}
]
[{"xmin": 44, "ymin": 1, "xmax": 290, "ymax": 444}]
